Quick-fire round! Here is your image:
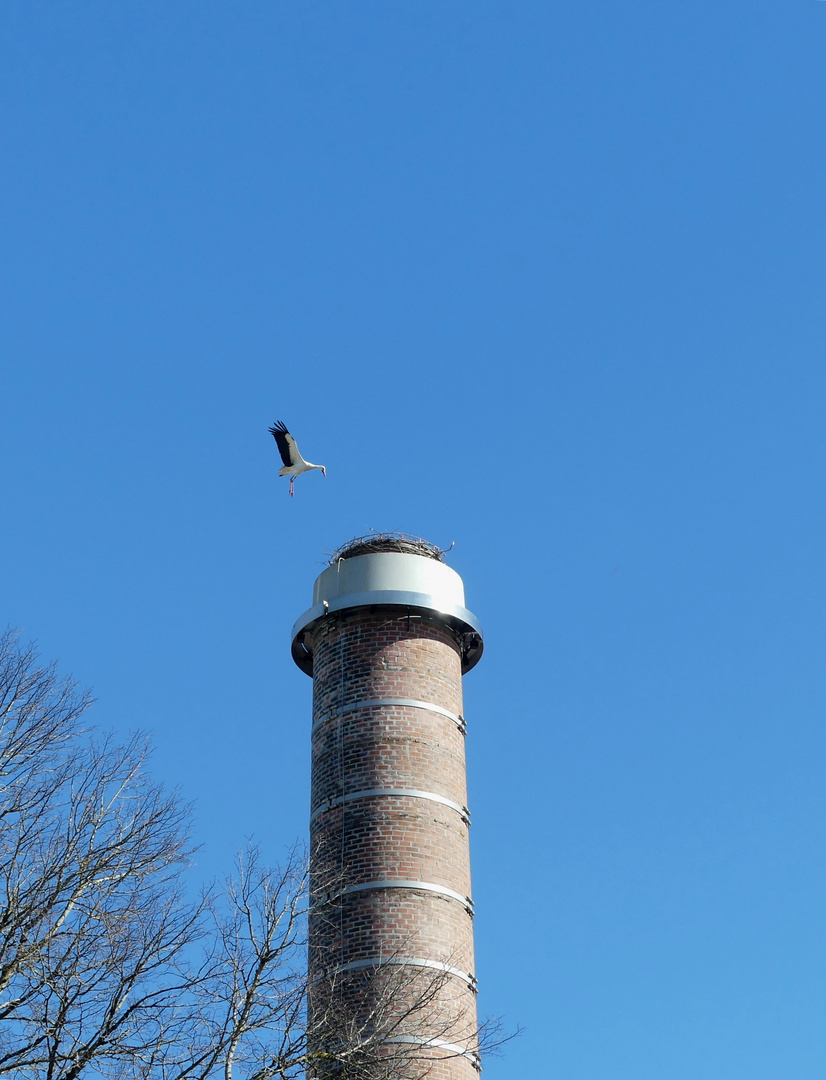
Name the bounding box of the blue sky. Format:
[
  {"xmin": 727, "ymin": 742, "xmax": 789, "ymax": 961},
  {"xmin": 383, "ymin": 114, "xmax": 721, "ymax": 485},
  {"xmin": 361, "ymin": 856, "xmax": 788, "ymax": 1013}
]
[{"xmin": 2, "ymin": 2, "xmax": 826, "ymax": 1076}]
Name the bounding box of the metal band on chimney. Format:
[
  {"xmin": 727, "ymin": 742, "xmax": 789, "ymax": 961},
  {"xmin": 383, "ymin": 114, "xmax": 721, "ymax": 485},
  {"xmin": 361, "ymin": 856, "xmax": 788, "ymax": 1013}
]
[
  {"xmin": 310, "ymin": 787, "xmax": 470, "ymax": 825},
  {"xmin": 329, "ymin": 956, "xmax": 478, "ymax": 992},
  {"xmin": 384, "ymin": 1036, "xmax": 482, "ymax": 1071},
  {"xmin": 338, "ymin": 879, "xmax": 474, "ymax": 916},
  {"xmin": 312, "ymin": 697, "xmax": 466, "ymax": 735}
]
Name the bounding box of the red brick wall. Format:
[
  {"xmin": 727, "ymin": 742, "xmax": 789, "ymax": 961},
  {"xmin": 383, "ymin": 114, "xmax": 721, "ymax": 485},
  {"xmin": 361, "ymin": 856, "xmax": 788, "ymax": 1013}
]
[{"xmin": 309, "ymin": 609, "xmax": 479, "ymax": 1079}]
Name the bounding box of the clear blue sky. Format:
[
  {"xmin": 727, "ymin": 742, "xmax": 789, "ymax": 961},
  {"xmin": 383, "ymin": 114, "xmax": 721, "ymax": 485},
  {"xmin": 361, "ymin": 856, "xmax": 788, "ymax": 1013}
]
[{"xmin": 2, "ymin": 3, "xmax": 826, "ymax": 1076}]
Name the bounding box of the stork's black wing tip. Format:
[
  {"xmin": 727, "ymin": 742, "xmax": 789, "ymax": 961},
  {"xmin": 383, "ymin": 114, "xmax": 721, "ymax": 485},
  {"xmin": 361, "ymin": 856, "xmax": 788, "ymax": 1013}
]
[{"xmin": 269, "ymin": 421, "xmax": 293, "ymax": 466}]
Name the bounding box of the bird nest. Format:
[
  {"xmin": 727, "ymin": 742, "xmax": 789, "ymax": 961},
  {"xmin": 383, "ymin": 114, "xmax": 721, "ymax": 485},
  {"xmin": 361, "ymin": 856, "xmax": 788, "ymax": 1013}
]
[{"xmin": 326, "ymin": 532, "xmax": 449, "ymax": 564}]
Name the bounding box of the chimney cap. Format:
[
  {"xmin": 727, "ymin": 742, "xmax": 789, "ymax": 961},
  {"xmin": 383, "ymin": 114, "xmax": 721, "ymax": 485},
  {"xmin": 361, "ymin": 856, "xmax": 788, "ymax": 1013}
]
[{"xmin": 291, "ymin": 543, "xmax": 483, "ymax": 677}]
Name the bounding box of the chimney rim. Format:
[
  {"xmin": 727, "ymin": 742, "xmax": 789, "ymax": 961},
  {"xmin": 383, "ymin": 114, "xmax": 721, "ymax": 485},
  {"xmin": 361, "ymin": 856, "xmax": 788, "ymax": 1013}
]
[{"xmin": 290, "ymin": 595, "xmax": 484, "ymax": 677}]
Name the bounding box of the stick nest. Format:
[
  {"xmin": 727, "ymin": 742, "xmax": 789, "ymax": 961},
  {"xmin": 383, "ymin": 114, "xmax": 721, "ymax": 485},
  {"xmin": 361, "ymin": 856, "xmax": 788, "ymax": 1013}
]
[{"xmin": 326, "ymin": 532, "xmax": 449, "ymax": 565}]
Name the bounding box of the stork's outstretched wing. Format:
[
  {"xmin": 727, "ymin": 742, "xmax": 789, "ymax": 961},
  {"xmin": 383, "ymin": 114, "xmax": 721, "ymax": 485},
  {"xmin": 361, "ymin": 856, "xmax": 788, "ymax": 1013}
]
[{"xmin": 269, "ymin": 421, "xmax": 301, "ymax": 468}]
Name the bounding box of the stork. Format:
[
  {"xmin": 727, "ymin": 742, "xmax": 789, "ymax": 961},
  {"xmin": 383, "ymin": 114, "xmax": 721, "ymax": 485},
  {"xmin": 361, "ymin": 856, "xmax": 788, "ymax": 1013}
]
[{"xmin": 269, "ymin": 421, "xmax": 326, "ymax": 497}]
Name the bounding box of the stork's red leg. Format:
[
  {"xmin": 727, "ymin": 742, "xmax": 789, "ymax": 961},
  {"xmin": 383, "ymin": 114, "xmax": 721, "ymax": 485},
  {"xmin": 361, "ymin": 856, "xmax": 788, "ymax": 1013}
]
[{"xmin": 289, "ymin": 477, "xmax": 295, "ymax": 497}]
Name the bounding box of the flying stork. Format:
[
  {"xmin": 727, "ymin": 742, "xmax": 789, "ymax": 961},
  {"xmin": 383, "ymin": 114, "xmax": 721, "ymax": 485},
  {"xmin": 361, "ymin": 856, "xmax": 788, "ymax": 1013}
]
[{"xmin": 269, "ymin": 421, "xmax": 327, "ymax": 497}]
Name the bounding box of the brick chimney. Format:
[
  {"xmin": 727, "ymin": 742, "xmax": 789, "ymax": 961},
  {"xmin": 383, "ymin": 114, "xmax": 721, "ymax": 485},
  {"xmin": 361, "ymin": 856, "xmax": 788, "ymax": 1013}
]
[{"xmin": 291, "ymin": 536, "xmax": 484, "ymax": 1078}]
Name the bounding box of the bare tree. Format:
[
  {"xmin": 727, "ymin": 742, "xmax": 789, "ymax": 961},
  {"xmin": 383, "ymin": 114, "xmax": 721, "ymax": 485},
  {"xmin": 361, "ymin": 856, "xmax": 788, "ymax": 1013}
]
[
  {"xmin": 0, "ymin": 632, "xmax": 506, "ymax": 1079},
  {"xmin": 0, "ymin": 631, "xmax": 201, "ymax": 1079},
  {"xmin": 155, "ymin": 845, "xmax": 311, "ymax": 1080}
]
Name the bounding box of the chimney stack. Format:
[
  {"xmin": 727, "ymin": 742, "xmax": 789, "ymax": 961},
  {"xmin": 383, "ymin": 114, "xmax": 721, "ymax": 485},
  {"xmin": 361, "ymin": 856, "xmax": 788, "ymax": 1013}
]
[{"xmin": 291, "ymin": 535, "xmax": 484, "ymax": 1078}]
